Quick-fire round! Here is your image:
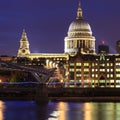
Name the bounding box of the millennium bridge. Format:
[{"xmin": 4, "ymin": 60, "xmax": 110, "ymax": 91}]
[{"xmin": 0, "ymin": 61, "xmax": 62, "ymax": 103}]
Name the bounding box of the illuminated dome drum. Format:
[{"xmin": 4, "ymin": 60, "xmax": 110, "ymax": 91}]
[{"xmin": 64, "ymin": 2, "xmax": 96, "ymax": 54}]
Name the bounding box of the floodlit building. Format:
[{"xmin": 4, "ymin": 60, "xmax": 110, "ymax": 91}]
[
  {"xmin": 68, "ymin": 53, "xmax": 120, "ymax": 88},
  {"xmin": 64, "ymin": 2, "xmax": 95, "ymax": 54},
  {"xmin": 17, "ymin": 29, "xmax": 30, "ymax": 57},
  {"xmin": 17, "ymin": 2, "xmax": 120, "ymax": 88}
]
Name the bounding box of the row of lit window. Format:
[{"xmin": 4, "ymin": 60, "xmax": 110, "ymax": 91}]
[
  {"xmin": 53, "ymin": 58, "xmax": 65, "ymax": 61},
  {"xmin": 69, "ymin": 69, "xmax": 74, "ymax": 72},
  {"xmin": 92, "ymin": 69, "xmax": 98, "ymax": 72},
  {"xmin": 92, "ymin": 69, "xmax": 113, "ymax": 72},
  {"xmin": 100, "ymin": 69, "xmax": 105, "ymax": 72},
  {"xmin": 70, "ymin": 63, "xmax": 89, "ymax": 66},
  {"xmin": 116, "ymin": 74, "xmax": 120, "ymax": 77},
  {"xmin": 71, "ymin": 62, "xmax": 115, "ymax": 67},
  {"xmin": 93, "ymin": 80, "xmax": 114, "ymax": 83},
  {"xmin": 116, "ymin": 58, "xmax": 120, "ymax": 61},
  {"xmin": 70, "ymin": 68, "xmax": 89, "ymax": 72},
  {"xmin": 76, "ymin": 63, "xmax": 81, "ymax": 66},
  {"xmin": 70, "ymin": 68, "xmax": 114, "ymax": 72},
  {"xmin": 92, "ymin": 63, "xmax": 98, "ymax": 66},
  {"xmin": 116, "ymin": 63, "xmax": 120, "ymax": 66},
  {"xmin": 91, "ymin": 74, "xmax": 114, "ymax": 78},
  {"xmin": 107, "ymin": 74, "xmax": 113, "ymax": 78},
  {"xmin": 116, "ymin": 69, "xmax": 120, "ymax": 72},
  {"xmin": 70, "ymin": 80, "xmax": 120, "ymax": 83},
  {"xmin": 69, "ymin": 80, "xmax": 120, "ymax": 84},
  {"xmin": 92, "ymin": 74, "xmax": 98, "ymax": 78},
  {"xmin": 107, "ymin": 63, "xmax": 113, "ymax": 66},
  {"xmin": 107, "ymin": 69, "xmax": 113, "ymax": 72},
  {"xmin": 116, "ymin": 80, "xmax": 120, "ymax": 83},
  {"xmin": 100, "ymin": 69, "xmax": 113, "ymax": 72},
  {"xmin": 71, "ymin": 73, "xmax": 119, "ymax": 79},
  {"xmin": 76, "ymin": 74, "xmax": 89, "ymax": 78},
  {"xmin": 92, "ymin": 63, "xmax": 113, "ymax": 66},
  {"xmin": 76, "ymin": 74, "xmax": 81, "ymax": 77}
]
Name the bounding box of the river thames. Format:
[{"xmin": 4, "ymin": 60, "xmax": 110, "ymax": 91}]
[{"xmin": 0, "ymin": 101, "xmax": 120, "ymax": 120}]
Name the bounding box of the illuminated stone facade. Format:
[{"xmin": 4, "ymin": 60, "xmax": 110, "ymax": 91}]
[
  {"xmin": 64, "ymin": 2, "xmax": 95, "ymax": 54},
  {"xmin": 17, "ymin": 30, "xmax": 30, "ymax": 57}
]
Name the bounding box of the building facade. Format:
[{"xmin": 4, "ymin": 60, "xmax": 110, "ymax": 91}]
[
  {"xmin": 17, "ymin": 2, "xmax": 120, "ymax": 88},
  {"xmin": 98, "ymin": 44, "xmax": 109, "ymax": 54},
  {"xmin": 64, "ymin": 2, "xmax": 95, "ymax": 54},
  {"xmin": 68, "ymin": 53, "xmax": 120, "ymax": 88}
]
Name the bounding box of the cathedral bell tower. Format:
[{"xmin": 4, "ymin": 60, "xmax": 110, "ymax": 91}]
[{"xmin": 17, "ymin": 30, "xmax": 30, "ymax": 57}]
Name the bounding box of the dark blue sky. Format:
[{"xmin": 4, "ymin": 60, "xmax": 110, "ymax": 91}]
[{"xmin": 0, "ymin": 0, "xmax": 120, "ymax": 55}]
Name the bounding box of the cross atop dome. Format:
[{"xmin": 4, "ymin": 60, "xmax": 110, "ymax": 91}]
[{"xmin": 76, "ymin": 1, "xmax": 83, "ymax": 19}]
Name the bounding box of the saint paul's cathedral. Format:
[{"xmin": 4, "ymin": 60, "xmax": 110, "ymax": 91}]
[{"xmin": 17, "ymin": 2, "xmax": 120, "ymax": 88}]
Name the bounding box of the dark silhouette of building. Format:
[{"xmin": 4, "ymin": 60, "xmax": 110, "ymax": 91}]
[
  {"xmin": 116, "ymin": 40, "xmax": 120, "ymax": 54},
  {"xmin": 98, "ymin": 44, "xmax": 109, "ymax": 54}
]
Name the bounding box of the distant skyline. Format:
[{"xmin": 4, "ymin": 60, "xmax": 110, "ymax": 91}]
[{"xmin": 0, "ymin": 0, "xmax": 120, "ymax": 55}]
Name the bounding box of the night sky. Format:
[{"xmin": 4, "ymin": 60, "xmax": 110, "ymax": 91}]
[{"xmin": 0, "ymin": 0, "xmax": 120, "ymax": 56}]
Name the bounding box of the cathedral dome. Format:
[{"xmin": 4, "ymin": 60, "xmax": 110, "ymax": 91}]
[
  {"xmin": 67, "ymin": 2, "xmax": 92, "ymax": 37},
  {"xmin": 68, "ymin": 18, "xmax": 91, "ymax": 33},
  {"xmin": 64, "ymin": 2, "xmax": 96, "ymax": 54}
]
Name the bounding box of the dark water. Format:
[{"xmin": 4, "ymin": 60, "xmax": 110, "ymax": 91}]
[{"xmin": 0, "ymin": 101, "xmax": 120, "ymax": 120}]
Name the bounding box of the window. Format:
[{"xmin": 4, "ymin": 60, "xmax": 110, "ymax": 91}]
[
  {"xmin": 111, "ymin": 69, "xmax": 113, "ymax": 72},
  {"xmin": 95, "ymin": 74, "xmax": 98, "ymax": 78},
  {"xmin": 84, "ymin": 69, "xmax": 89, "ymax": 72},
  {"xmin": 70, "ymin": 69, "xmax": 74, "ymax": 72},
  {"xmin": 92, "ymin": 74, "xmax": 94, "ymax": 77},
  {"xmin": 76, "ymin": 69, "xmax": 81, "ymax": 72},
  {"xmin": 110, "ymin": 74, "xmax": 113, "ymax": 78},
  {"xmin": 116, "ymin": 58, "xmax": 120, "ymax": 61},
  {"xmin": 116, "ymin": 74, "xmax": 120, "ymax": 77},
  {"xmin": 100, "ymin": 69, "xmax": 105, "ymax": 72},
  {"xmin": 110, "ymin": 63, "xmax": 113, "ymax": 66},
  {"xmin": 107, "ymin": 74, "xmax": 109, "ymax": 78},
  {"xmin": 95, "ymin": 69, "xmax": 98, "ymax": 72},
  {"xmin": 70, "ymin": 63, "xmax": 74, "ymax": 66},
  {"xmin": 84, "ymin": 63, "xmax": 89, "ymax": 66},
  {"xmin": 76, "ymin": 74, "xmax": 81, "ymax": 77},
  {"xmin": 116, "ymin": 63, "xmax": 120, "ymax": 66},
  {"xmin": 116, "ymin": 68, "xmax": 120, "ymax": 72},
  {"xmin": 76, "ymin": 63, "xmax": 81, "ymax": 66}
]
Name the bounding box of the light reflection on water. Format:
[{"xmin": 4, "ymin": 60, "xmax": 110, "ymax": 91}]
[{"xmin": 0, "ymin": 101, "xmax": 120, "ymax": 120}]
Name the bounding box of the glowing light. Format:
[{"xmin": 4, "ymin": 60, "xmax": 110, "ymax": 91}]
[
  {"xmin": 0, "ymin": 101, "xmax": 5, "ymax": 120},
  {"xmin": 60, "ymin": 79, "xmax": 63, "ymax": 83},
  {"xmin": 57, "ymin": 102, "xmax": 68, "ymax": 120},
  {"xmin": 102, "ymin": 40, "xmax": 105, "ymax": 45}
]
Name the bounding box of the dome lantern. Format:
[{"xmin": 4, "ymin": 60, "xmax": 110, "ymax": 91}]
[{"xmin": 76, "ymin": 1, "xmax": 83, "ymax": 19}]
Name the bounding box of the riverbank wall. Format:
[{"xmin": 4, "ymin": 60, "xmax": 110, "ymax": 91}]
[{"xmin": 48, "ymin": 88, "xmax": 120, "ymax": 102}]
